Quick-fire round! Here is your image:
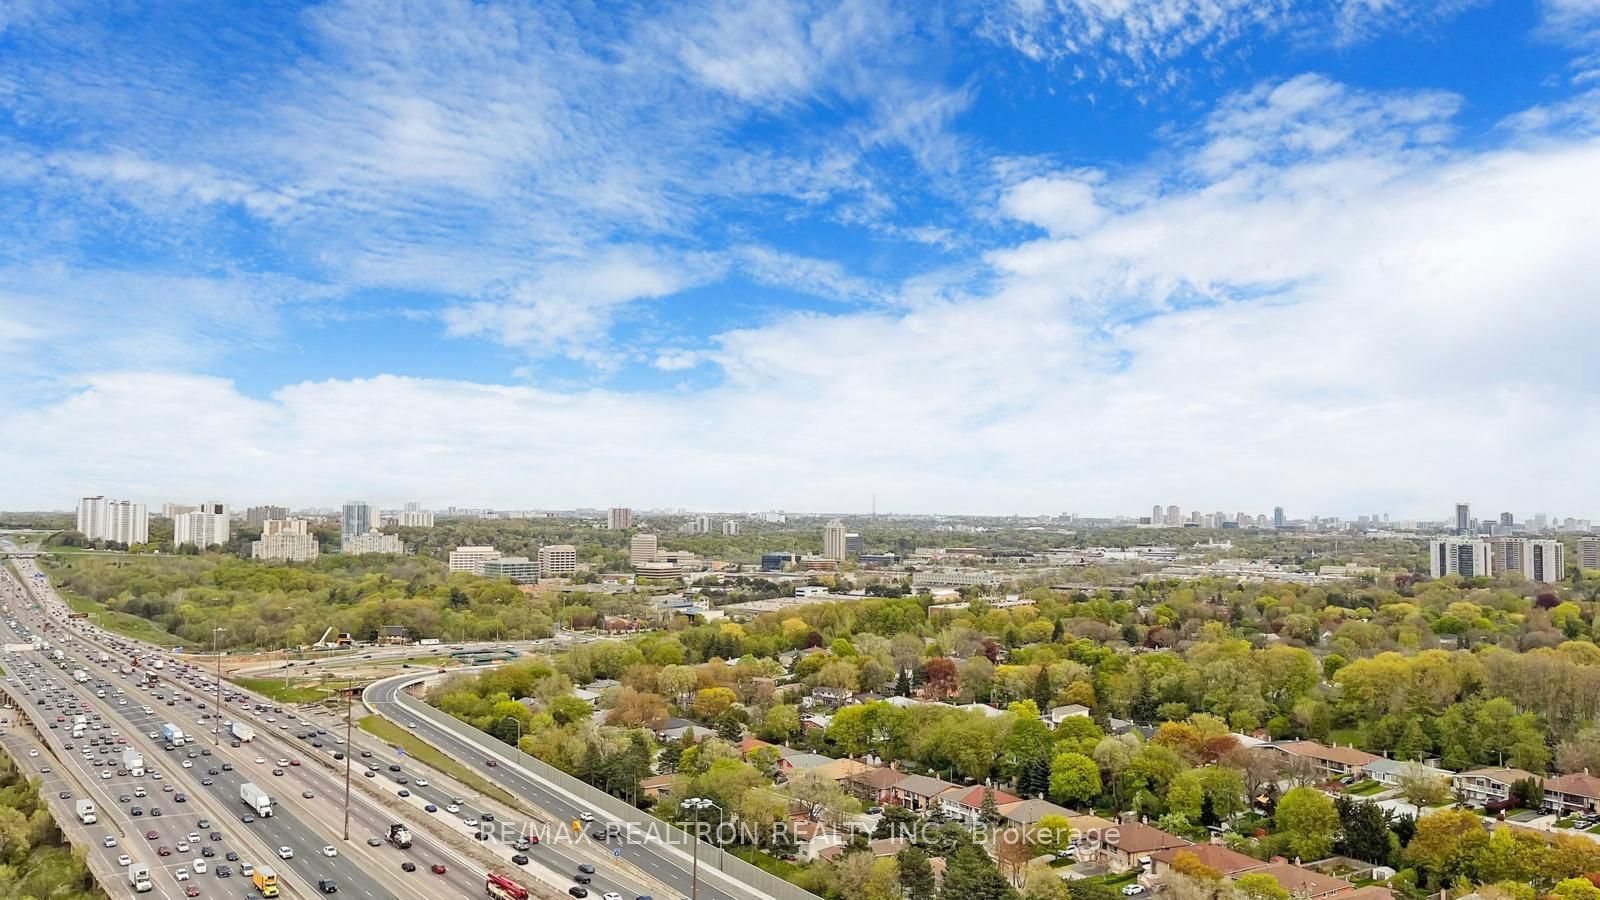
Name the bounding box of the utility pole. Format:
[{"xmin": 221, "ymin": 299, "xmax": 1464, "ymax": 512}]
[
  {"xmin": 212, "ymin": 627, "xmax": 225, "ymax": 746},
  {"xmin": 343, "ymin": 676, "xmax": 353, "ymax": 841}
]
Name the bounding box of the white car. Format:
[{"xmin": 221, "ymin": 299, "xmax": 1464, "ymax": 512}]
[
  {"xmin": 26, "ymin": 749, "xmax": 37, "ymax": 757},
  {"xmin": 180, "ymin": 760, "xmax": 193, "ymax": 768},
  {"xmin": 255, "ymin": 756, "xmax": 266, "ymax": 764},
  {"xmin": 414, "ymin": 778, "xmax": 428, "ymax": 787},
  {"xmin": 276, "ymin": 758, "xmax": 289, "ymax": 767},
  {"xmin": 102, "ymin": 835, "xmax": 117, "ymax": 848},
  {"xmin": 117, "ymin": 854, "xmax": 131, "ymax": 866},
  {"xmin": 603, "ymin": 893, "xmax": 623, "ymax": 900},
  {"xmin": 100, "ymin": 771, "xmax": 112, "ymax": 780},
  {"xmin": 174, "ymin": 868, "xmax": 189, "ymax": 881},
  {"xmin": 579, "ymin": 812, "xmax": 595, "ymax": 822},
  {"xmin": 277, "ymin": 846, "xmax": 294, "ymax": 859},
  {"xmin": 321, "ymin": 846, "xmax": 338, "ymax": 857},
  {"xmin": 446, "ymin": 804, "xmax": 460, "ymax": 813},
  {"xmin": 151, "ymin": 772, "xmax": 162, "ymax": 780},
  {"xmin": 240, "ymin": 863, "xmax": 254, "ymax": 876},
  {"xmin": 193, "ymin": 860, "xmax": 207, "ymax": 874},
  {"xmin": 462, "ymin": 818, "xmax": 478, "ymax": 827},
  {"xmin": 1121, "ymin": 888, "xmax": 1146, "ymax": 897}
]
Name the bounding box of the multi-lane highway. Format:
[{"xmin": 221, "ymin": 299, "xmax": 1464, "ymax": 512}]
[{"xmin": 1, "ymin": 543, "xmax": 703, "ymax": 900}]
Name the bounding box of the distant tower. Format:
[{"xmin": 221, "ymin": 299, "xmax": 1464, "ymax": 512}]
[
  {"xmin": 1273, "ymin": 506, "xmax": 1285, "ymax": 529},
  {"xmin": 609, "ymin": 507, "xmax": 633, "ymax": 530},
  {"xmin": 822, "ymin": 519, "xmax": 847, "ymax": 561},
  {"xmin": 1455, "ymin": 503, "xmax": 1471, "ymax": 535}
]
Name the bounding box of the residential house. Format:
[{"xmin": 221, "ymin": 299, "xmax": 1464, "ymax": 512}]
[
  {"xmin": 1364, "ymin": 758, "xmax": 1454, "ymax": 789},
  {"xmin": 1544, "ymin": 771, "xmax": 1600, "ymax": 815},
  {"xmin": 810, "ymin": 685, "xmax": 855, "ymax": 707},
  {"xmin": 887, "ymin": 774, "xmax": 956, "ymax": 811},
  {"xmin": 639, "ymin": 774, "xmax": 679, "ymax": 801},
  {"xmin": 809, "ymin": 758, "xmax": 876, "ymax": 784},
  {"xmin": 995, "ymin": 798, "xmax": 1077, "ymax": 830},
  {"xmin": 570, "ymin": 687, "xmax": 602, "ymax": 707},
  {"xmin": 1453, "ymin": 768, "xmax": 1537, "ymax": 806},
  {"xmin": 776, "ymin": 753, "xmax": 836, "ymax": 776},
  {"xmin": 1245, "ymin": 861, "xmax": 1356, "ymax": 899},
  {"xmin": 936, "ymin": 784, "xmax": 1022, "ymax": 827},
  {"xmin": 1046, "ymin": 705, "xmax": 1091, "ymax": 728},
  {"xmin": 1149, "ymin": 847, "xmax": 1365, "ymax": 899},
  {"xmin": 1084, "ymin": 820, "xmax": 1191, "ymax": 872},
  {"xmin": 954, "ymin": 702, "xmax": 1007, "ymax": 718},
  {"xmin": 656, "ymin": 718, "xmax": 716, "ymax": 742},
  {"xmin": 816, "ymin": 838, "xmax": 910, "ymax": 862},
  {"xmin": 377, "ymin": 624, "xmax": 408, "ymax": 645},
  {"xmin": 1269, "ymin": 741, "xmax": 1380, "ymax": 779},
  {"xmin": 1149, "ymin": 843, "xmax": 1264, "ymax": 878},
  {"xmin": 849, "ymin": 767, "xmax": 910, "ymax": 805}
]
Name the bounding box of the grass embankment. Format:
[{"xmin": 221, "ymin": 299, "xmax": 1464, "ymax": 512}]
[
  {"xmin": 725, "ymin": 844, "xmax": 808, "ymax": 881},
  {"xmin": 59, "ymin": 589, "xmax": 183, "ymax": 647},
  {"xmin": 324, "ymin": 655, "xmax": 455, "ymax": 670},
  {"xmin": 356, "ymin": 714, "xmax": 520, "ymax": 808},
  {"xmin": 230, "ymin": 677, "xmax": 335, "ymax": 705}
]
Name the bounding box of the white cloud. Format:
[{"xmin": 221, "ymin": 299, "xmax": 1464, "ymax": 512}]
[{"xmin": 1000, "ymin": 173, "xmax": 1107, "ymax": 235}]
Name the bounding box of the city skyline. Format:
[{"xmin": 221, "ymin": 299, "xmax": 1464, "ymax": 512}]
[{"xmin": 3, "ymin": 2, "xmax": 1599, "ymax": 513}]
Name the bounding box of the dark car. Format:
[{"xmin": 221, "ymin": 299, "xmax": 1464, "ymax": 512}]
[
  {"xmin": 512, "ymin": 854, "xmax": 529, "ymax": 865},
  {"xmin": 574, "ymin": 874, "xmax": 592, "ymax": 884},
  {"xmin": 568, "ymin": 888, "xmax": 589, "ymax": 898},
  {"xmin": 401, "ymin": 862, "xmax": 417, "ymax": 872},
  {"xmin": 318, "ymin": 878, "xmax": 337, "ymax": 894},
  {"xmin": 577, "ymin": 864, "xmax": 596, "ymax": 875}
]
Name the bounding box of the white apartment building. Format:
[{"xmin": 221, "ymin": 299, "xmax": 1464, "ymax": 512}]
[
  {"xmin": 822, "ymin": 518, "xmax": 847, "ymax": 561},
  {"xmin": 1429, "ymin": 538, "xmax": 1493, "ymax": 578},
  {"xmin": 1492, "ymin": 538, "xmax": 1565, "ymax": 583},
  {"xmin": 537, "ymin": 544, "xmax": 579, "ymax": 577},
  {"xmin": 609, "ymin": 507, "xmax": 633, "ymax": 530},
  {"xmin": 629, "ymin": 533, "xmax": 659, "ymax": 568},
  {"xmin": 397, "ymin": 502, "xmax": 435, "ymax": 527},
  {"xmin": 251, "ymin": 527, "xmax": 319, "ymax": 562},
  {"xmin": 341, "ymin": 529, "xmax": 404, "ymax": 555},
  {"xmin": 173, "ymin": 507, "xmax": 230, "ymax": 548},
  {"xmin": 448, "ymin": 545, "xmax": 502, "ymax": 574},
  {"xmin": 76, "ymin": 496, "xmax": 149, "ymax": 545},
  {"xmin": 160, "ymin": 503, "xmax": 197, "ymax": 518},
  {"xmin": 721, "ymin": 520, "xmax": 739, "ymax": 536}
]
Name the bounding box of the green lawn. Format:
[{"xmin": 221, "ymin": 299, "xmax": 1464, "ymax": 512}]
[
  {"xmin": 1585, "ymin": 823, "xmax": 1600, "ymax": 835},
  {"xmin": 1081, "ymin": 870, "xmax": 1139, "ymax": 888},
  {"xmin": 356, "ymin": 714, "xmax": 521, "ymax": 808},
  {"xmin": 230, "ymin": 677, "xmax": 335, "ymax": 705},
  {"xmin": 59, "ymin": 589, "xmax": 183, "ymax": 647},
  {"xmin": 1556, "ymin": 817, "xmax": 1576, "ymax": 828},
  {"xmin": 1328, "ymin": 728, "xmax": 1365, "ymax": 748},
  {"xmin": 725, "ymin": 845, "xmax": 808, "ymax": 881},
  {"xmin": 1345, "ymin": 780, "xmax": 1385, "ymax": 796}
]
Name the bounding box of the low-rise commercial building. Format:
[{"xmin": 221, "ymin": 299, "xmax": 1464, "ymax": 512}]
[{"xmin": 448, "ymin": 545, "xmax": 501, "ymax": 574}]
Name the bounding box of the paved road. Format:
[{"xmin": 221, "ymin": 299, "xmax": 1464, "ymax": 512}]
[{"xmin": 368, "ymin": 674, "xmax": 762, "ymax": 900}]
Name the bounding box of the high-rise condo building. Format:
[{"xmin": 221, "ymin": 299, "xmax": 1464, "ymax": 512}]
[
  {"xmin": 341, "ymin": 500, "xmax": 376, "ymax": 538},
  {"xmin": 1430, "ymin": 538, "xmax": 1492, "ymax": 578},
  {"xmin": 1165, "ymin": 505, "xmax": 1181, "ymax": 526},
  {"xmin": 397, "ymin": 502, "xmax": 435, "ymax": 527},
  {"xmin": 173, "ymin": 506, "xmax": 230, "ymax": 548},
  {"xmin": 822, "ymin": 519, "xmax": 848, "ymax": 561},
  {"xmin": 609, "ymin": 507, "xmax": 633, "ymax": 530},
  {"xmin": 1273, "ymin": 506, "xmax": 1285, "ymax": 528},
  {"xmin": 721, "ymin": 520, "xmax": 739, "ymax": 536},
  {"xmin": 1580, "ymin": 538, "xmax": 1600, "ymax": 572},
  {"xmin": 1455, "ymin": 503, "xmax": 1471, "ymax": 534},
  {"xmin": 341, "ymin": 530, "xmax": 404, "ymax": 555},
  {"xmin": 251, "ymin": 519, "xmax": 317, "ymax": 561},
  {"xmin": 245, "ymin": 505, "xmax": 288, "ymax": 526},
  {"xmin": 77, "ymin": 496, "xmax": 149, "ymax": 545}
]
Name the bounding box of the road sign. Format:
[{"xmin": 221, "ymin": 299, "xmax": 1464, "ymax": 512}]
[{"xmin": 611, "ymin": 848, "xmax": 622, "ymax": 858}]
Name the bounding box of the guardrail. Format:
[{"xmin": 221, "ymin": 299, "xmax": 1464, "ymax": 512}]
[{"xmin": 379, "ymin": 678, "xmax": 825, "ymax": 900}]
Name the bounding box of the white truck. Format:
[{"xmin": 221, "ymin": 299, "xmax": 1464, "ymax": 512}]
[
  {"xmin": 97, "ymin": 651, "xmax": 110, "ymax": 664},
  {"xmin": 50, "ymin": 649, "xmax": 64, "ymax": 661},
  {"xmin": 122, "ymin": 748, "xmax": 145, "ymax": 776},
  {"xmin": 229, "ymin": 722, "xmax": 255, "ymax": 743},
  {"xmin": 72, "ymin": 668, "xmax": 88, "ymax": 683},
  {"xmin": 74, "ymin": 799, "xmax": 96, "ymax": 824},
  {"xmin": 128, "ymin": 863, "xmax": 153, "ymax": 893},
  {"xmin": 159, "ymin": 723, "xmax": 184, "ymax": 744},
  {"xmin": 119, "ymin": 664, "xmax": 132, "ymax": 676},
  {"xmin": 239, "ymin": 782, "xmax": 273, "ymax": 817},
  {"xmin": 73, "ymin": 714, "xmax": 87, "ymax": 727},
  {"xmin": 151, "ymin": 658, "xmax": 164, "ymax": 670}
]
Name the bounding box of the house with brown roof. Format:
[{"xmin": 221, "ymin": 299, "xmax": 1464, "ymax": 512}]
[
  {"xmin": 809, "ymin": 758, "xmax": 876, "ymax": 784},
  {"xmin": 1150, "ymin": 847, "xmax": 1362, "ymax": 899},
  {"xmin": 1268, "ymin": 740, "xmax": 1380, "ymax": 779},
  {"xmin": 1149, "ymin": 843, "xmax": 1263, "ymax": 877},
  {"xmin": 937, "ymin": 784, "xmax": 1022, "ymax": 827},
  {"xmin": 639, "ymin": 774, "xmax": 680, "ymax": 801},
  {"xmin": 1545, "ymin": 771, "xmax": 1600, "ymax": 815},
  {"xmin": 1247, "ymin": 861, "xmax": 1355, "ymax": 898},
  {"xmin": 1083, "ymin": 820, "xmax": 1191, "ymax": 872},
  {"xmin": 995, "ymin": 798, "xmax": 1078, "ymax": 828},
  {"xmin": 1453, "ymin": 767, "xmax": 1536, "ymax": 806},
  {"xmin": 816, "ymin": 838, "xmax": 911, "ymax": 862},
  {"xmin": 848, "ymin": 766, "xmax": 910, "ymax": 804},
  {"xmin": 886, "ymin": 774, "xmax": 956, "ymax": 811}
]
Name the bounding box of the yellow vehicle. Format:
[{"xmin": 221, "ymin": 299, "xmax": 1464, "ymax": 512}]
[{"xmin": 252, "ymin": 865, "xmax": 279, "ymax": 897}]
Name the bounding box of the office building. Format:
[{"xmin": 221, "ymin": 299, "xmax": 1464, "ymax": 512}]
[
  {"xmin": 251, "ymin": 519, "xmax": 318, "ymax": 562},
  {"xmin": 341, "ymin": 500, "xmax": 377, "ymax": 538},
  {"xmin": 721, "ymin": 520, "xmax": 739, "ymax": 536},
  {"xmin": 1273, "ymin": 507, "xmax": 1285, "ymax": 528},
  {"xmin": 245, "ymin": 505, "xmax": 288, "ymax": 526},
  {"xmin": 1580, "ymin": 538, "xmax": 1600, "ymax": 572},
  {"xmin": 629, "ymin": 533, "xmax": 659, "ymax": 568},
  {"xmin": 1500, "ymin": 511, "xmax": 1514, "ymax": 528},
  {"xmin": 448, "ymin": 545, "xmax": 501, "ymax": 574},
  {"xmin": 609, "ymin": 507, "xmax": 633, "ymax": 530},
  {"xmin": 341, "ymin": 530, "xmax": 404, "ymax": 555},
  {"xmin": 1165, "ymin": 505, "xmax": 1181, "ymax": 526},
  {"xmin": 482, "ymin": 556, "xmax": 541, "ymax": 583},
  {"xmin": 761, "ymin": 551, "xmax": 796, "ymax": 571},
  {"xmin": 77, "ymin": 496, "xmax": 149, "ymax": 545},
  {"xmin": 844, "ymin": 533, "xmax": 864, "ymax": 556},
  {"xmin": 173, "ymin": 507, "xmax": 230, "ymax": 548},
  {"xmin": 1455, "ymin": 503, "xmax": 1471, "ymax": 535},
  {"xmin": 822, "ymin": 519, "xmax": 848, "ymax": 561},
  {"xmin": 1430, "ymin": 538, "xmax": 1492, "ymax": 579},
  {"xmin": 537, "ymin": 544, "xmax": 579, "ymax": 577}
]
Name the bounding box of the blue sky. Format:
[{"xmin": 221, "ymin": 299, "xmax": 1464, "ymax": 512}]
[{"xmin": 2, "ymin": 0, "xmax": 1599, "ymax": 516}]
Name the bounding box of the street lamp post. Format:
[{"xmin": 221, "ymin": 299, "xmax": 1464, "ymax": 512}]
[
  {"xmin": 212, "ymin": 627, "xmax": 225, "ymax": 746},
  {"xmin": 684, "ymin": 795, "xmax": 725, "ymax": 899}
]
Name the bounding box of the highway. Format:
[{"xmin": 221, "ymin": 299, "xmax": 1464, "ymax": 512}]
[
  {"xmin": 366, "ymin": 674, "xmax": 762, "ymax": 900},
  {"xmin": 2, "ymin": 542, "xmax": 692, "ymax": 900}
]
